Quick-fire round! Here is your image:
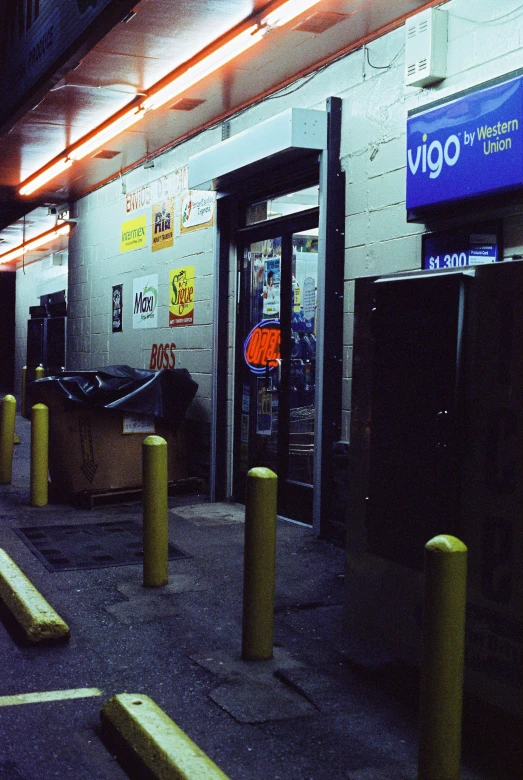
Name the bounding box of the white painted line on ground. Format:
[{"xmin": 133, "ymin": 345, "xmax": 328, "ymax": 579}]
[{"xmin": 0, "ymin": 687, "xmax": 103, "ymax": 707}]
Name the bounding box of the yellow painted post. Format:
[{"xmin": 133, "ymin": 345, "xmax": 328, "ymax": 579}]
[
  {"xmin": 242, "ymin": 467, "xmax": 277, "ymax": 661},
  {"xmin": 418, "ymin": 535, "xmax": 468, "ymax": 780},
  {"xmin": 0, "ymin": 395, "xmax": 16, "ymax": 484},
  {"xmin": 21, "ymin": 366, "xmax": 27, "ymax": 418},
  {"xmin": 30, "ymin": 404, "xmax": 49, "ymax": 507},
  {"xmin": 142, "ymin": 435, "xmax": 168, "ymax": 587},
  {"xmin": 35, "ymin": 365, "xmax": 45, "ymax": 380}
]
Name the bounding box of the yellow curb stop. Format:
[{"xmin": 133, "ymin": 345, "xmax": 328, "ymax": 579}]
[
  {"xmin": 0, "ymin": 549, "xmax": 70, "ymax": 642},
  {"xmin": 101, "ymin": 693, "xmax": 230, "ymax": 779}
]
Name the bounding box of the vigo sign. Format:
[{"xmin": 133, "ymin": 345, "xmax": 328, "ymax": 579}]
[{"xmin": 407, "ymin": 73, "xmax": 523, "ymax": 210}]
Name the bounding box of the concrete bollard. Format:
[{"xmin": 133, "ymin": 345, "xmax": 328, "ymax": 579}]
[
  {"xmin": 0, "ymin": 395, "xmax": 16, "ymax": 485},
  {"xmin": 242, "ymin": 467, "xmax": 278, "ymax": 661},
  {"xmin": 418, "ymin": 535, "xmax": 468, "ymax": 780},
  {"xmin": 21, "ymin": 366, "xmax": 27, "ymax": 418},
  {"xmin": 30, "ymin": 404, "xmax": 49, "ymax": 507},
  {"xmin": 142, "ymin": 435, "xmax": 168, "ymax": 587}
]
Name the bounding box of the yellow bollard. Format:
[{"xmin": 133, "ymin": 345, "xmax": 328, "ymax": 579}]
[
  {"xmin": 418, "ymin": 535, "xmax": 468, "ymax": 780},
  {"xmin": 35, "ymin": 365, "xmax": 45, "ymax": 380},
  {"xmin": 21, "ymin": 366, "xmax": 27, "ymax": 418},
  {"xmin": 30, "ymin": 404, "xmax": 49, "ymax": 507},
  {"xmin": 242, "ymin": 467, "xmax": 278, "ymax": 661},
  {"xmin": 142, "ymin": 435, "xmax": 168, "ymax": 587},
  {"xmin": 0, "ymin": 395, "xmax": 16, "ymax": 484}
]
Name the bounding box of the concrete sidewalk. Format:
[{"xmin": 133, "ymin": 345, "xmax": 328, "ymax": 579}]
[{"xmin": 0, "ymin": 414, "xmax": 519, "ymax": 779}]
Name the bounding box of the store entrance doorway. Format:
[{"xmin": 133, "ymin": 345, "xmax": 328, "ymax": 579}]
[{"xmin": 234, "ymin": 193, "xmax": 319, "ymax": 524}]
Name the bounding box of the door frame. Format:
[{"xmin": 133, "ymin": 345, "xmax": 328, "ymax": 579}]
[
  {"xmin": 211, "ymin": 97, "xmax": 344, "ymax": 536},
  {"xmin": 233, "ymin": 207, "xmax": 320, "ymax": 523}
]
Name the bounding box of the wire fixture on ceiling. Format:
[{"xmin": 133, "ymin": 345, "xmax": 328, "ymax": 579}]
[{"xmin": 18, "ymin": 0, "xmax": 323, "ymax": 197}]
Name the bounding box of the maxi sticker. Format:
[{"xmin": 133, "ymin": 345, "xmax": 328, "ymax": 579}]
[
  {"xmin": 120, "ymin": 215, "xmax": 147, "ymax": 252},
  {"xmin": 406, "ymin": 74, "xmax": 523, "ymax": 210},
  {"xmin": 169, "ymin": 266, "xmax": 195, "ymax": 327},
  {"xmin": 133, "ymin": 274, "xmax": 158, "ymax": 329}
]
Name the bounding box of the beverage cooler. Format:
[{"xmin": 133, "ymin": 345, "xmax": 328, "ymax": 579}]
[{"xmin": 345, "ymin": 260, "xmax": 522, "ymax": 715}]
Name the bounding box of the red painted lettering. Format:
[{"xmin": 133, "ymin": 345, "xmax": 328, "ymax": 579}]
[
  {"xmin": 169, "ymin": 343, "xmax": 176, "ymax": 368},
  {"xmin": 149, "ymin": 343, "xmax": 158, "ymax": 369}
]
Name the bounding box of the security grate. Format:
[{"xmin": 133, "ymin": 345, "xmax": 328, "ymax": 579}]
[{"xmin": 13, "ymin": 521, "xmax": 189, "ymax": 572}]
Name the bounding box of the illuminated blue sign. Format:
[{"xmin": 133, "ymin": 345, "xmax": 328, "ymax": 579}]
[
  {"xmin": 422, "ymin": 223, "xmax": 500, "ymax": 270},
  {"xmin": 407, "ymin": 74, "xmax": 523, "ymax": 210}
]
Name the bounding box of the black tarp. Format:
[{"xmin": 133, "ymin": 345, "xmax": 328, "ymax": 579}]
[{"xmin": 30, "ymin": 365, "xmax": 198, "ymax": 429}]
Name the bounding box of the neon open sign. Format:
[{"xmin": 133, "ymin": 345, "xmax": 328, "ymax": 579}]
[{"xmin": 244, "ymin": 319, "xmax": 281, "ymax": 374}]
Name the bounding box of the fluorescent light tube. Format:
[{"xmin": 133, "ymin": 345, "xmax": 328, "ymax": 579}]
[
  {"xmin": 263, "ymin": 0, "xmax": 322, "ymax": 28},
  {"xmin": 19, "ymin": 158, "xmax": 73, "ymax": 196},
  {"xmin": 70, "ymin": 106, "xmax": 145, "ymax": 160},
  {"xmin": 0, "ymin": 224, "xmax": 70, "ymax": 265},
  {"xmin": 142, "ymin": 24, "xmax": 265, "ymax": 111}
]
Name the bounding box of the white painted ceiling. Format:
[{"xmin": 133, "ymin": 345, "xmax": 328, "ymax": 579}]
[{"xmin": 0, "ymin": 0, "xmax": 438, "ymax": 260}]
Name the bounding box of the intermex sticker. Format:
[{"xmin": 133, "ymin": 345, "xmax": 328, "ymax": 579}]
[
  {"xmin": 180, "ymin": 191, "xmax": 214, "ymax": 233},
  {"xmin": 133, "ymin": 274, "xmax": 158, "ymax": 329},
  {"xmin": 120, "ymin": 215, "xmax": 147, "ymax": 252},
  {"xmin": 169, "ymin": 266, "xmax": 194, "ymax": 327}
]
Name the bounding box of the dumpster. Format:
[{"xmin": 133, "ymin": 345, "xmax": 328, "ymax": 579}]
[{"xmin": 30, "ymin": 365, "xmax": 198, "ymax": 502}]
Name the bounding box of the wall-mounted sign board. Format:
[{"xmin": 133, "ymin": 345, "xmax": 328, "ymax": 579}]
[
  {"xmin": 407, "ymin": 71, "xmax": 523, "ymax": 211},
  {"xmin": 422, "ymin": 222, "xmax": 501, "ymax": 270}
]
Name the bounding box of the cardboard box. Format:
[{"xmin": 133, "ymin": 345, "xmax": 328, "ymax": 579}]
[{"xmin": 34, "ymin": 392, "xmax": 188, "ymax": 498}]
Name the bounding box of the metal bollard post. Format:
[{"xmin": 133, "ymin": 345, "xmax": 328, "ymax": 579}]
[
  {"xmin": 418, "ymin": 535, "xmax": 468, "ymax": 780},
  {"xmin": 242, "ymin": 467, "xmax": 278, "ymax": 661},
  {"xmin": 21, "ymin": 366, "xmax": 27, "ymax": 418},
  {"xmin": 35, "ymin": 365, "xmax": 45, "ymax": 380},
  {"xmin": 30, "ymin": 404, "xmax": 49, "ymax": 507},
  {"xmin": 142, "ymin": 435, "xmax": 168, "ymax": 587},
  {"xmin": 0, "ymin": 395, "xmax": 16, "ymax": 485}
]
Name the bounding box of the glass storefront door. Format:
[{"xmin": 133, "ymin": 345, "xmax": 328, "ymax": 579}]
[{"xmin": 234, "ymin": 204, "xmax": 319, "ymax": 523}]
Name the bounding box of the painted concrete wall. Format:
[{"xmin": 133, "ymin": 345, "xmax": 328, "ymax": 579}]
[{"xmin": 13, "ymin": 0, "xmax": 523, "ymax": 489}]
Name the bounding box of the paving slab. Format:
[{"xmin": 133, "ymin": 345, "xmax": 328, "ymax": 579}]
[
  {"xmin": 209, "ymin": 677, "xmax": 317, "ymax": 723},
  {"xmin": 170, "ymin": 502, "xmax": 245, "ymax": 526}
]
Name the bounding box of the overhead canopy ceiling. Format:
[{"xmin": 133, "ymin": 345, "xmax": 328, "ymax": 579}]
[{"xmin": 0, "ymin": 0, "xmax": 439, "ymax": 258}]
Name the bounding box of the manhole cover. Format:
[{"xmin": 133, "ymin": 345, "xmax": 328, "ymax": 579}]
[{"xmin": 13, "ymin": 521, "xmax": 189, "ymax": 572}]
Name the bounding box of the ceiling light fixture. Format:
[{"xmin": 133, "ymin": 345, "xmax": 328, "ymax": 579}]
[
  {"xmin": 262, "ymin": 0, "xmax": 322, "ymax": 28},
  {"xmin": 17, "ymin": 0, "xmax": 322, "ymax": 196},
  {"xmin": 141, "ymin": 24, "xmax": 266, "ymax": 111},
  {"xmin": 69, "ymin": 106, "xmax": 145, "ymax": 161},
  {"xmin": 19, "ymin": 158, "xmax": 73, "ymax": 196},
  {"xmin": 0, "ymin": 224, "xmax": 70, "ymax": 265}
]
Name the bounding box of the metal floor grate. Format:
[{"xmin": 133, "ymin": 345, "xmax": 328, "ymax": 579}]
[{"xmin": 13, "ymin": 520, "xmax": 189, "ymax": 572}]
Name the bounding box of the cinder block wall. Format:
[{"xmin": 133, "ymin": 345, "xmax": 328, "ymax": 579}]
[{"xmin": 14, "ymin": 0, "xmax": 523, "ymax": 492}]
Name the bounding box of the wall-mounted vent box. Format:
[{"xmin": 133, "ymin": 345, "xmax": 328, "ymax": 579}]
[{"xmin": 405, "ymin": 8, "xmax": 448, "ymax": 88}]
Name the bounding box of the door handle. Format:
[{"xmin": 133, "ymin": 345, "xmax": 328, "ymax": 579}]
[{"xmin": 265, "ymin": 360, "xmax": 279, "ymax": 391}]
